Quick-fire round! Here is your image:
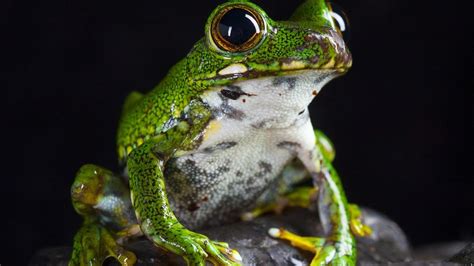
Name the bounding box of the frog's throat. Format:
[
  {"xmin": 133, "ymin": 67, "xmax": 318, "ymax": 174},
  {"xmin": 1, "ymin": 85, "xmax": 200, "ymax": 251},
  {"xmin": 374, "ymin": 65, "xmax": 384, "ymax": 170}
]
[
  {"xmin": 221, "ymin": 68, "xmax": 341, "ymax": 96},
  {"xmin": 202, "ymin": 69, "xmax": 339, "ymax": 130}
]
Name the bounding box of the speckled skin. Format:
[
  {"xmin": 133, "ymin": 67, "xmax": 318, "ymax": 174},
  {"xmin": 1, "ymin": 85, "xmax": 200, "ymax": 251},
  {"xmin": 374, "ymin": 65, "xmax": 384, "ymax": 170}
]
[
  {"xmin": 70, "ymin": 1, "xmax": 360, "ymax": 265},
  {"xmin": 166, "ymin": 70, "xmax": 337, "ymax": 229}
]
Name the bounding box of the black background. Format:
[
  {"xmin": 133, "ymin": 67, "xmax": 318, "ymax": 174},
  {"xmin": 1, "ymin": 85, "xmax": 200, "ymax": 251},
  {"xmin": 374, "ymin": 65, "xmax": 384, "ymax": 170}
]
[{"xmin": 3, "ymin": 0, "xmax": 472, "ymax": 265}]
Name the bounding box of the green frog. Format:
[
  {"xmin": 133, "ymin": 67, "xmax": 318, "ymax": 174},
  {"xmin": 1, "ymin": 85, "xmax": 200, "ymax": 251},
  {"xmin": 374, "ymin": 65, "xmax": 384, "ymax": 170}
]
[{"xmin": 69, "ymin": 0, "xmax": 371, "ymax": 265}]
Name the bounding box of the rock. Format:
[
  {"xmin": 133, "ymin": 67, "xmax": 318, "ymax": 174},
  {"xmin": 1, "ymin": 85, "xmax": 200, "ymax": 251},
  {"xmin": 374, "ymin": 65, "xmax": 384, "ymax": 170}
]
[
  {"xmin": 448, "ymin": 242, "xmax": 474, "ymax": 264},
  {"xmin": 29, "ymin": 208, "xmax": 470, "ymax": 265},
  {"xmin": 413, "ymin": 242, "xmax": 470, "ymax": 261},
  {"xmin": 396, "ymin": 242, "xmax": 473, "ymax": 266},
  {"xmin": 30, "ymin": 247, "xmax": 72, "ymax": 266}
]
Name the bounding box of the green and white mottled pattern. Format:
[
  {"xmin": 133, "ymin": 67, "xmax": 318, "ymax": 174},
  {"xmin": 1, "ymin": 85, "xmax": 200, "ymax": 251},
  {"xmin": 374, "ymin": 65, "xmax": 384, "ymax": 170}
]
[
  {"xmin": 166, "ymin": 70, "xmax": 338, "ymax": 229},
  {"xmin": 69, "ymin": 0, "xmax": 362, "ymax": 265}
]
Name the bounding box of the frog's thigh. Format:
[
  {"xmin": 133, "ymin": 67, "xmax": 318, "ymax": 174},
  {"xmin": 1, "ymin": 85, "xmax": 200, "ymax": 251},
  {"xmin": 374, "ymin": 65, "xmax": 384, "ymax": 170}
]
[
  {"xmin": 70, "ymin": 164, "xmax": 138, "ymax": 266},
  {"xmin": 71, "ymin": 164, "xmax": 137, "ymax": 230},
  {"xmin": 267, "ymin": 128, "xmax": 359, "ymax": 264}
]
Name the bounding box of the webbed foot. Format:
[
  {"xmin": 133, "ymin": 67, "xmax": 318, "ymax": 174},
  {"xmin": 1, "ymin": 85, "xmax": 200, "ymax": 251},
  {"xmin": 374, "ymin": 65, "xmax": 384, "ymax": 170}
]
[
  {"xmin": 241, "ymin": 186, "xmax": 318, "ymax": 221},
  {"xmin": 70, "ymin": 222, "xmax": 136, "ymax": 266},
  {"xmin": 148, "ymin": 224, "xmax": 242, "ymax": 266},
  {"xmin": 268, "ymin": 228, "xmax": 355, "ymax": 265}
]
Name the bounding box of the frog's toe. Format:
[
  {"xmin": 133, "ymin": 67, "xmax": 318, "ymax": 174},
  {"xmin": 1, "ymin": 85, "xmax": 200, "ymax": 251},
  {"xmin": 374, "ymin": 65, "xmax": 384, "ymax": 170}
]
[
  {"xmin": 106, "ymin": 246, "xmax": 136, "ymax": 266},
  {"xmin": 70, "ymin": 223, "xmax": 137, "ymax": 266},
  {"xmin": 348, "ymin": 204, "xmax": 372, "ymax": 237},
  {"xmin": 206, "ymin": 240, "xmax": 242, "ymax": 265},
  {"xmin": 241, "ymin": 187, "xmax": 318, "ymax": 221},
  {"xmin": 188, "ymin": 235, "xmax": 242, "ymax": 266},
  {"xmin": 158, "ymin": 228, "xmax": 241, "ymax": 266},
  {"xmin": 268, "ymin": 228, "xmax": 325, "ymax": 253},
  {"xmin": 240, "ymin": 203, "xmax": 278, "ymax": 221},
  {"xmin": 268, "ymin": 228, "xmax": 354, "ymax": 266}
]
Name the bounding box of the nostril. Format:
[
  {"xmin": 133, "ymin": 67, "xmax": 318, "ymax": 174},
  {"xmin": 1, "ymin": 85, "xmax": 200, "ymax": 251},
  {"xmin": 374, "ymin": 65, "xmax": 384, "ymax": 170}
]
[
  {"xmin": 298, "ymin": 110, "xmax": 305, "ymax": 115},
  {"xmin": 304, "ymin": 33, "xmax": 319, "ymax": 43}
]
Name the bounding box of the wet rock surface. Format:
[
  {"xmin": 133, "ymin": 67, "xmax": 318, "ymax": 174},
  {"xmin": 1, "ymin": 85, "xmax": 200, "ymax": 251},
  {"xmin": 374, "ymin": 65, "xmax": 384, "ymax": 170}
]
[
  {"xmin": 447, "ymin": 242, "xmax": 474, "ymax": 264},
  {"xmin": 30, "ymin": 208, "xmax": 472, "ymax": 265}
]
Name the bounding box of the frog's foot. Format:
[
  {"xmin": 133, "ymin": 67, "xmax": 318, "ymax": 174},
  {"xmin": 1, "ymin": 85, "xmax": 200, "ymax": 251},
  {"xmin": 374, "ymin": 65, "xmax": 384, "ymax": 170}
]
[
  {"xmin": 241, "ymin": 186, "xmax": 318, "ymax": 221},
  {"xmin": 348, "ymin": 204, "xmax": 372, "ymax": 237},
  {"xmin": 70, "ymin": 222, "xmax": 137, "ymax": 266},
  {"xmin": 148, "ymin": 225, "xmax": 242, "ymax": 266},
  {"xmin": 116, "ymin": 224, "xmax": 143, "ymax": 244},
  {"xmin": 269, "ymin": 228, "xmax": 354, "ymax": 266}
]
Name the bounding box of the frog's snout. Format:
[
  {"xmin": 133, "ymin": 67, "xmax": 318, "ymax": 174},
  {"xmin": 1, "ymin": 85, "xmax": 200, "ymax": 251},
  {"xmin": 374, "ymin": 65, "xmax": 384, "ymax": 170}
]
[
  {"xmin": 288, "ymin": 0, "xmax": 352, "ymax": 71},
  {"xmin": 303, "ymin": 29, "xmax": 352, "ymax": 71}
]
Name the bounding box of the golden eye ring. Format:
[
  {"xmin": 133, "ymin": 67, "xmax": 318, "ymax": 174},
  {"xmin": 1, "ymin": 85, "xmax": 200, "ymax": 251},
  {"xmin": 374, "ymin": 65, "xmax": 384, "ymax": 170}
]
[{"xmin": 211, "ymin": 5, "xmax": 265, "ymax": 53}]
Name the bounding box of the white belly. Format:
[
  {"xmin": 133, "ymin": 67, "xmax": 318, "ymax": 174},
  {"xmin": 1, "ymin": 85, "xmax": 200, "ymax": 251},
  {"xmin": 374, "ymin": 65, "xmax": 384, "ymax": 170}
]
[{"xmin": 165, "ymin": 71, "xmax": 327, "ymax": 228}]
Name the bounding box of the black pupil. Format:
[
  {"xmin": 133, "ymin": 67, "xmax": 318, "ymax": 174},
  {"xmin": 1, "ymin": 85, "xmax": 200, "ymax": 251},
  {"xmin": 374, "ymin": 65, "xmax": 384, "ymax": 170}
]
[{"xmin": 218, "ymin": 8, "xmax": 259, "ymax": 46}]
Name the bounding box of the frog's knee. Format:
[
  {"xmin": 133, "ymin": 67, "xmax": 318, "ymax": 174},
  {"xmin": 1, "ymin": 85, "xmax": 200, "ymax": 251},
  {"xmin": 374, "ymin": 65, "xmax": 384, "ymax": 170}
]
[
  {"xmin": 349, "ymin": 204, "xmax": 372, "ymax": 237},
  {"xmin": 315, "ymin": 130, "xmax": 336, "ymax": 162},
  {"xmin": 71, "ymin": 164, "xmax": 111, "ymax": 216}
]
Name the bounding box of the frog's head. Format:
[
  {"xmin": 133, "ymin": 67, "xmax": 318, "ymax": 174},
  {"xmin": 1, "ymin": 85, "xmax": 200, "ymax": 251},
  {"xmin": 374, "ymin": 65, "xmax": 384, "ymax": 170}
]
[{"xmin": 184, "ymin": 0, "xmax": 351, "ymax": 128}]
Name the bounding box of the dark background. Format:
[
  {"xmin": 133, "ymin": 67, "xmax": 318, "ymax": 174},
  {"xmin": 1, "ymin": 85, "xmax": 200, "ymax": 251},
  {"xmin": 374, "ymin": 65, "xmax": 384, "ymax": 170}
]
[{"xmin": 3, "ymin": 0, "xmax": 472, "ymax": 265}]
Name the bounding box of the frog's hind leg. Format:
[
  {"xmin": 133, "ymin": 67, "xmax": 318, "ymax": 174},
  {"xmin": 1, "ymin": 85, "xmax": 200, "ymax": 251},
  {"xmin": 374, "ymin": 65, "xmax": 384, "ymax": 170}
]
[
  {"xmin": 71, "ymin": 222, "xmax": 137, "ymax": 266},
  {"xmin": 241, "ymin": 186, "xmax": 318, "ymax": 221},
  {"xmin": 241, "ymin": 160, "xmax": 318, "ymax": 221},
  {"xmin": 268, "ymin": 130, "xmax": 373, "ymax": 265},
  {"xmin": 70, "ymin": 164, "xmax": 138, "ymax": 266},
  {"xmin": 242, "ymin": 130, "xmax": 336, "ymax": 221}
]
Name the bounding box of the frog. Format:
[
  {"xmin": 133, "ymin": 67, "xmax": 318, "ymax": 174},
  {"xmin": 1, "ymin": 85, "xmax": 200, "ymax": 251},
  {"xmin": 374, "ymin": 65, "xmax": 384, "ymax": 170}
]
[{"xmin": 69, "ymin": 0, "xmax": 372, "ymax": 265}]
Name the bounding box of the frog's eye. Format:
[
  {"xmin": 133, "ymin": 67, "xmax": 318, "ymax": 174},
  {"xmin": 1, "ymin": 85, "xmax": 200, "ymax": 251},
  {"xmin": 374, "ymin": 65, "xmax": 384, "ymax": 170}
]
[
  {"xmin": 327, "ymin": 2, "xmax": 350, "ymax": 40},
  {"xmin": 211, "ymin": 5, "xmax": 265, "ymax": 53}
]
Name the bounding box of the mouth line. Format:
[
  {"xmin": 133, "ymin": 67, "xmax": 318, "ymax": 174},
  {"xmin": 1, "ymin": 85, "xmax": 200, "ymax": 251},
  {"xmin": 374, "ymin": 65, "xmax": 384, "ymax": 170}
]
[
  {"xmin": 196, "ymin": 67, "xmax": 347, "ymax": 83},
  {"xmin": 212, "ymin": 67, "xmax": 340, "ymax": 102}
]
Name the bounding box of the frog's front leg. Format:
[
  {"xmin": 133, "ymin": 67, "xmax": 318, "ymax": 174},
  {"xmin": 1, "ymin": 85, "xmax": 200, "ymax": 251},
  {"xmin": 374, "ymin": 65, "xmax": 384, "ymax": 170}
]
[
  {"xmin": 127, "ymin": 102, "xmax": 241, "ymax": 266},
  {"xmin": 270, "ymin": 132, "xmax": 357, "ymax": 265},
  {"xmin": 70, "ymin": 165, "xmax": 138, "ymax": 266}
]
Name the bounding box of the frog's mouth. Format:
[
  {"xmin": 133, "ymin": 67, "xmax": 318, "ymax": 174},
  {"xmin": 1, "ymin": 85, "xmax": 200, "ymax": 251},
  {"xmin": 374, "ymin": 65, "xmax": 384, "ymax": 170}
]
[
  {"xmin": 206, "ymin": 68, "xmax": 343, "ymax": 102},
  {"xmin": 206, "ymin": 67, "xmax": 347, "ymax": 106},
  {"xmin": 197, "ymin": 62, "xmax": 349, "ymax": 85}
]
